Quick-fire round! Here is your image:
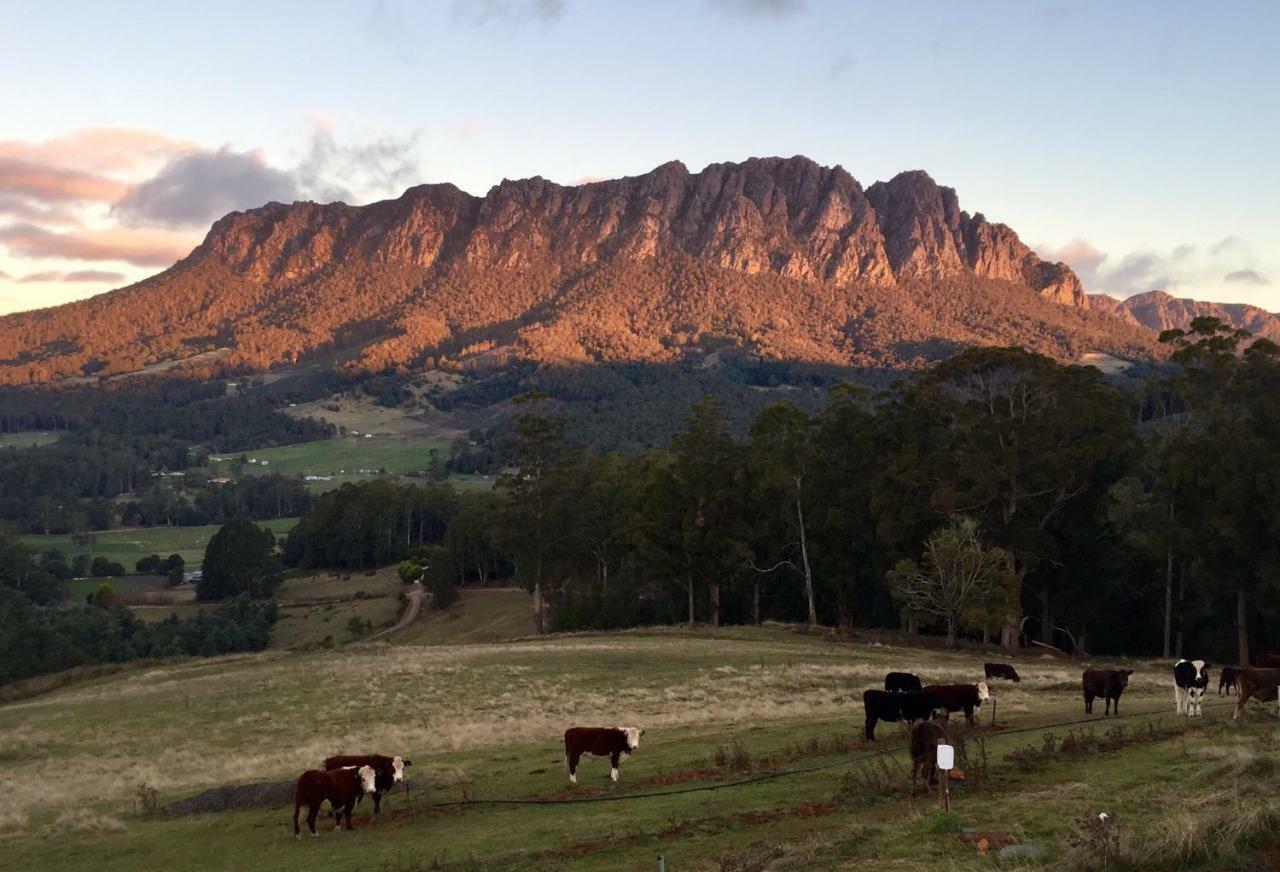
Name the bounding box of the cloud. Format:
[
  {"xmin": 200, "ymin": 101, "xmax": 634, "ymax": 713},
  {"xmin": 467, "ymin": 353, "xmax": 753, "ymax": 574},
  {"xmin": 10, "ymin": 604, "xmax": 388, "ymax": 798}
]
[
  {"xmin": 451, "ymin": 0, "xmax": 565, "ymax": 26},
  {"xmin": 0, "ymin": 128, "xmax": 196, "ymax": 174},
  {"xmin": 15, "ymin": 269, "xmax": 125, "ymax": 284},
  {"xmin": 368, "ymin": 1, "xmax": 417, "ymax": 64},
  {"xmin": 0, "ymin": 223, "xmax": 195, "ymax": 268},
  {"xmin": 113, "ymin": 147, "xmax": 301, "ymax": 229},
  {"xmin": 828, "ymin": 53, "xmax": 855, "ymax": 80},
  {"xmin": 113, "ymin": 130, "xmax": 421, "ymax": 229},
  {"xmin": 708, "ymin": 0, "xmax": 806, "ymax": 17},
  {"xmin": 1224, "ymin": 269, "xmax": 1269, "ymax": 286},
  {"xmin": 0, "ymin": 157, "xmax": 129, "ymax": 203},
  {"xmin": 1040, "ymin": 236, "xmax": 1272, "ymax": 300},
  {"xmin": 0, "ymin": 194, "xmax": 83, "ymax": 226}
]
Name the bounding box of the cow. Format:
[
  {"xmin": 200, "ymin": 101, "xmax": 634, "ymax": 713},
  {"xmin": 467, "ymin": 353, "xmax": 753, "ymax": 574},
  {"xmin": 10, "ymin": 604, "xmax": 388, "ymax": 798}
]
[
  {"xmin": 984, "ymin": 662, "xmax": 1021, "ymax": 683},
  {"xmin": 884, "ymin": 671, "xmax": 923, "ymax": 693},
  {"xmin": 1232, "ymin": 668, "xmax": 1280, "ymax": 720},
  {"xmin": 1083, "ymin": 668, "xmax": 1133, "ymax": 716},
  {"xmin": 862, "ymin": 689, "xmax": 942, "ymax": 741},
  {"xmin": 1173, "ymin": 659, "xmax": 1210, "ymax": 716},
  {"xmin": 1255, "ymin": 654, "xmax": 1280, "ymax": 669},
  {"xmin": 909, "ymin": 720, "xmax": 947, "ymax": 789},
  {"xmin": 323, "ymin": 754, "xmax": 411, "ymax": 819},
  {"xmin": 293, "ymin": 765, "xmax": 377, "ymax": 838},
  {"xmin": 1219, "ymin": 665, "xmax": 1241, "ymax": 696},
  {"xmin": 922, "ymin": 683, "xmax": 990, "ymax": 725},
  {"xmin": 564, "ymin": 726, "xmax": 643, "ymax": 784}
]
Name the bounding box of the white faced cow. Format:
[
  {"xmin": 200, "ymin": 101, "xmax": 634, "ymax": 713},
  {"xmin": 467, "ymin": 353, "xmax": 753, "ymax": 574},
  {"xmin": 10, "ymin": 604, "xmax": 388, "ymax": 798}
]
[{"xmin": 1173, "ymin": 659, "xmax": 1210, "ymax": 716}]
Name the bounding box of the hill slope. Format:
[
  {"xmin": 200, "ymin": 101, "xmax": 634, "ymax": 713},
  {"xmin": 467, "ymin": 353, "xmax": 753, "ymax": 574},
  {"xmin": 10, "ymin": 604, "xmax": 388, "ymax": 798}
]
[
  {"xmin": 0, "ymin": 156, "xmax": 1161, "ymax": 384},
  {"xmin": 1090, "ymin": 289, "xmax": 1280, "ymax": 341}
]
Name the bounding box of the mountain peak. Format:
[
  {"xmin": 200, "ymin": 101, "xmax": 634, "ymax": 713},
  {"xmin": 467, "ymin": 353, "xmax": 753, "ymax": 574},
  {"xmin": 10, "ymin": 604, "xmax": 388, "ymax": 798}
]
[{"xmin": 0, "ymin": 156, "xmax": 1129, "ymax": 385}]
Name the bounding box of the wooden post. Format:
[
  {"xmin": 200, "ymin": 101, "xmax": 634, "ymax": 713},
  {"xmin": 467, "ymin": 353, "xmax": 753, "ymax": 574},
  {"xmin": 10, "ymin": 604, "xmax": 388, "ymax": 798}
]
[{"xmin": 991, "ymin": 699, "xmax": 997, "ymax": 728}]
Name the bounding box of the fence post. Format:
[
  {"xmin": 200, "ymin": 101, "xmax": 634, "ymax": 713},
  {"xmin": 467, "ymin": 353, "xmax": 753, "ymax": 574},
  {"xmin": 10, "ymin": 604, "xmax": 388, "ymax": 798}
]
[{"xmin": 658, "ymin": 855, "xmax": 666, "ymax": 872}]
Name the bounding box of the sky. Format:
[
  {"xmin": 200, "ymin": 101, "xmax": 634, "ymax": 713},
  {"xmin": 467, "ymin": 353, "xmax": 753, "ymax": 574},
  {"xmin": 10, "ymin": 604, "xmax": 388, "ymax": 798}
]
[{"xmin": 1, "ymin": 0, "xmax": 1277, "ymax": 315}]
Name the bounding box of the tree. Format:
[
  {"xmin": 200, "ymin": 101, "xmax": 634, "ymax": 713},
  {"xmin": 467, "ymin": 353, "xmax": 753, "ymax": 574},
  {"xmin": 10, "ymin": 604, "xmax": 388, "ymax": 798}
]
[
  {"xmin": 90, "ymin": 582, "xmax": 117, "ymax": 609},
  {"xmin": 498, "ymin": 394, "xmax": 570, "ymax": 634},
  {"xmin": 748, "ymin": 403, "xmax": 818, "ymax": 626},
  {"xmin": 198, "ymin": 518, "xmax": 282, "ymax": 601},
  {"xmin": 886, "ymin": 517, "xmax": 1014, "ymax": 648}
]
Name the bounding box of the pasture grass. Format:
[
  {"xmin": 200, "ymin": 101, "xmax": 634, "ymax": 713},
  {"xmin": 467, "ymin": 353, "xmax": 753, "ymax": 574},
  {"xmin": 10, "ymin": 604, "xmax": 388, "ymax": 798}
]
[
  {"xmin": 393, "ymin": 587, "xmax": 536, "ymax": 646},
  {"xmin": 0, "ymin": 430, "xmax": 65, "ymax": 448},
  {"xmin": 20, "ymin": 517, "xmax": 298, "ymax": 570},
  {"xmin": 2, "ymin": 622, "xmax": 1276, "ymax": 870},
  {"xmin": 227, "ymin": 436, "xmax": 449, "ymax": 477}
]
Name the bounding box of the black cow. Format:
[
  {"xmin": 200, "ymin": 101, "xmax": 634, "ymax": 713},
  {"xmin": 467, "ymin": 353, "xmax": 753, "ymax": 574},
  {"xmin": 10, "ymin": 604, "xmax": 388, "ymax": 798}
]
[
  {"xmin": 984, "ymin": 662, "xmax": 1021, "ymax": 683},
  {"xmin": 1173, "ymin": 659, "xmax": 1210, "ymax": 717},
  {"xmin": 884, "ymin": 671, "xmax": 923, "ymax": 693},
  {"xmin": 1219, "ymin": 665, "xmax": 1240, "ymax": 696},
  {"xmin": 1083, "ymin": 668, "xmax": 1133, "ymax": 715},
  {"xmin": 862, "ymin": 689, "xmax": 941, "ymax": 741}
]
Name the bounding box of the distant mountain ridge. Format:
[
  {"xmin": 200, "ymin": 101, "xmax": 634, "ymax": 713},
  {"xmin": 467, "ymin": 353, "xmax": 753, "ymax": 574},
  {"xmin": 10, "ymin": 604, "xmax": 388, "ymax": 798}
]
[
  {"xmin": 0, "ymin": 155, "xmax": 1160, "ymax": 385},
  {"xmin": 1089, "ymin": 290, "xmax": 1280, "ymax": 342}
]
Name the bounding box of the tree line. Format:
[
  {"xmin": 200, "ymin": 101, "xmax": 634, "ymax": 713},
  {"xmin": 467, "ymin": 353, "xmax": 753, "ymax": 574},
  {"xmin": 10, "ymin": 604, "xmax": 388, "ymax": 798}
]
[{"xmin": 284, "ymin": 320, "xmax": 1280, "ymax": 664}]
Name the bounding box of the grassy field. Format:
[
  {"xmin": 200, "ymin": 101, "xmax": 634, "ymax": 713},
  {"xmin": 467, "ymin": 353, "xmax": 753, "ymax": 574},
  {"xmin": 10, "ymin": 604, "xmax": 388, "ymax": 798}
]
[
  {"xmin": 1, "ymin": 622, "xmax": 1277, "ymax": 870},
  {"xmin": 394, "ymin": 587, "xmax": 535, "ymax": 645},
  {"xmin": 0, "ymin": 430, "xmax": 65, "ymax": 448},
  {"xmin": 224, "ymin": 436, "xmax": 448, "ymax": 477},
  {"xmin": 20, "ymin": 518, "xmax": 298, "ymax": 570}
]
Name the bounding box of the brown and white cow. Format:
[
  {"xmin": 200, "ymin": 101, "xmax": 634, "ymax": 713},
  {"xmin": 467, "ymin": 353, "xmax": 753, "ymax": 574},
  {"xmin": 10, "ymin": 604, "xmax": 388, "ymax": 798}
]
[
  {"xmin": 1232, "ymin": 668, "xmax": 1280, "ymax": 720},
  {"xmin": 323, "ymin": 754, "xmax": 411, "ymax": 818},
  {"xmin": 564, "ymin": 726, "xmax": 643, "ymax": 784},
  {"xmin": 293, "ymin": 765, "xmax": 377, "ymax": 837},
  {"xmin": 921, "ymin": 683, "xmax": 990, "ymax": 725}
]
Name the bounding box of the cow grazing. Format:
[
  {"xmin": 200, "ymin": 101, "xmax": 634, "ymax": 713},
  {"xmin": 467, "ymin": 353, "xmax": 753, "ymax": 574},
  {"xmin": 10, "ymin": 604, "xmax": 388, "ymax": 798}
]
[
  {"xmin": 1219, "ymin": 666, "xmax": 1240, "ymax": 696},
  {"xmin": 984, "ymin": 662, "xmax": 1021, "ymax": 683},
  {"xmin": 909, "ymin": 720, "xmax": 947, "ymax": 789},
  {"xmin": 1255, "ymin": 654, "xmax": 1280, "ymax": 669},
  {"xmin": 564, "ymin": 726, "xmax": 643, "ymax": 784},
  {"xmin": 1173, "ymin": 660, "xmax": 1210, "ymax": 717},
  {"xmin": 884, "ymin": 671, "xmax": 923, "ymax": 693},
  {"xmin": 862, "ymin": 689, "xmax": 942, "ymax": 741},
  {"xmin": 323, "ymin": 754, "xmax": 411, "ymax": 818},
  {"xmin": 293, "ymin": 765, "xmax": 377, "ymax": 838},
  {"xmin": 1232, "ymin": 668, "xmax": 1280, "ymax": 720},
  {"xmin": 1083, "ymin": 668, "xmax": 1133, "ymax": 716},
  {"xmin": 922, "ymin": 683, "xmax": 990, "ymax": 725}
]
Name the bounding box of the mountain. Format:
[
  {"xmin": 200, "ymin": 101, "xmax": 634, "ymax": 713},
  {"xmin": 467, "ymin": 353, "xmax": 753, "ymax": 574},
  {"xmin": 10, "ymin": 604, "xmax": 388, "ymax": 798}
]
[
  {"xmin": 1090, "ymin": 290, "xmax": 1280, "ymax": 342},
  {"xmin": 0, "ymin": 156, "xmax": 1160, "ymax": 385}
]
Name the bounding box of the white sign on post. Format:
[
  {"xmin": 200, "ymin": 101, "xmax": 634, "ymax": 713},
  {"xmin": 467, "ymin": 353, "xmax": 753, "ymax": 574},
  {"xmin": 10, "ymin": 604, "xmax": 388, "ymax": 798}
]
[{"xmin": 936, "ymin": 743, "xmax": 954, "ymax": 771}]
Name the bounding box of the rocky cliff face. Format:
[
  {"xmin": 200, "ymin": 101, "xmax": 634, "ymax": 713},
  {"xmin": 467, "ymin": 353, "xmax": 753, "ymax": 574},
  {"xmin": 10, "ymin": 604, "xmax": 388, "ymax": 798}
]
[
  {"xmin": 1, "ymin": 156, "xmax": 1137, "ymax": 385},
  {"xmin": 198, "ymin": 156, "xmax": 1084, "ymax": 304},
  {"xmin": 1090, "ymin": 290, "xmax": 1280, "ymax": 341}
]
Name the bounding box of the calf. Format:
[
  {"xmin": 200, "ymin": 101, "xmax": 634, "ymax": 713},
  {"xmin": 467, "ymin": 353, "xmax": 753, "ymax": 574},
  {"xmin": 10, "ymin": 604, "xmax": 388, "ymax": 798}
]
[
  {"xmin": 863, "ymin": 689, "xmax": 942, "ymax": 741},
  {"xmin": 884, "ymin": 671, "xmax": 923, "ymax": 693},
  {"xmin": 922, "ymin": 683, "xmax": 990, "ymax": 725},
  {"xmin": 1219, "ymin": 665, "xmax": 1240, "ymax": 696},
  {"xmin": 1232, "ymin": 668, "xmax": 1280, "ymax": 720},
  {"xmin": 293, "ymin": 765, "xmax": 377, "ymax": 837},
  {"xmin": 564, "ymin": 726, "xmax": 643, "ymax": 784},
  {"xmin": 909, "ymin": 720, "xmax": 947, "ymax": 789},
  {"xmin": 984, "ymin": 662, "xmax": 1021, "ymax": 683},
  {"xmin": 323, "ymin": 754, "xmax": 411, "ymax": 818},
  {"xmin": 1083, "ymin": 668, "xmax": 1133, "ymax": 716},
  {"xmin": 1173, "ymin": 660, "xmax": 1210, "ymax": 717}
]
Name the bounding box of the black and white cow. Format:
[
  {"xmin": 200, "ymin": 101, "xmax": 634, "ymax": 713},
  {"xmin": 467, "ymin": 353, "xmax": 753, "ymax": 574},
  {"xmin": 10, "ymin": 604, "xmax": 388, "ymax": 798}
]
[{"xmin": 1173, "ymin": 659, "xmax": 1210, "ymax": 717}]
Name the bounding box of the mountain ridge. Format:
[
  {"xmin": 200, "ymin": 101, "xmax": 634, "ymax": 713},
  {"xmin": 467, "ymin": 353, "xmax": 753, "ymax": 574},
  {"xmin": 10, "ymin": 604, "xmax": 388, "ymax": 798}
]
[
  {"xmin": 1089, "ymin": 290, "xmax": 1280, "ymax": 341},
  {"xmin": 1, "ymin": 155, "xmax": 1159, "ymax": 385}
]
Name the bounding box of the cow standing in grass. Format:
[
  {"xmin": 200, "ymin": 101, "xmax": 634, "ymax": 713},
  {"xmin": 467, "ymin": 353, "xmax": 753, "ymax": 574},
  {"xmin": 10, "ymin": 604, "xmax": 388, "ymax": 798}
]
[
  {"xmin": 921, "ymin": 683, "xmax": 989, "ymax": 725},
  {"xmin": 1083, "ymin": 668, "xmax": 1133, "ymax": 716},
  {"xmin": 323, "ymin": 754, "xmax": 411, "ymax": 819},
  {"xmin": 1219, "ymin": 666, "xmax": 1240, "ymax": 696},
  {"xmin": 564, "ymin": 727, "xmax": 643, "ymax": 784},
  {"xmin": 909, "ymin": 720, "xmax": 947, "ymax": 789},
  {"xmin": 293, "ymin": 765, "xmax": 377, "ymax": 837},
  {"xmin": 862, "ymin": 689, "xmax": 942, "ymax": 741},
  {"xmin": 1232, "ymin": 668, "xmax": 1280, "ymax": 720},
  {"xmin": 1173, "ymin": 660, "xmax": 1210, "ymax": 717}
]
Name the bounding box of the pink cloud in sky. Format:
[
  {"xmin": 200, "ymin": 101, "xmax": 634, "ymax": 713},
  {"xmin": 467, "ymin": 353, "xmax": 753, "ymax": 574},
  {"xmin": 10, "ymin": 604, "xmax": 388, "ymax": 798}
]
[
  {"xmin": 0, "ymin": 127, "xmax": 197, "ymax": 174},
  {"xmin": 0, "ymin": 157, "xmax": 129, "ymax": 203},
  {"xmin": 14, "ymin": 269, "xmax": 126, "ymax": 284},
  {"xmin": 0, "ymin": 223, "xmax": 197, "ymax": 267}
]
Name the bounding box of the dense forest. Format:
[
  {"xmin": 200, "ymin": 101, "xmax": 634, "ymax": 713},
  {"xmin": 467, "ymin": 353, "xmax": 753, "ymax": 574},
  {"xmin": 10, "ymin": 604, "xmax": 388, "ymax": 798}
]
[{"xmin": 278, "ymin": 318, "xmax": 1280, "ymax": 665}]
